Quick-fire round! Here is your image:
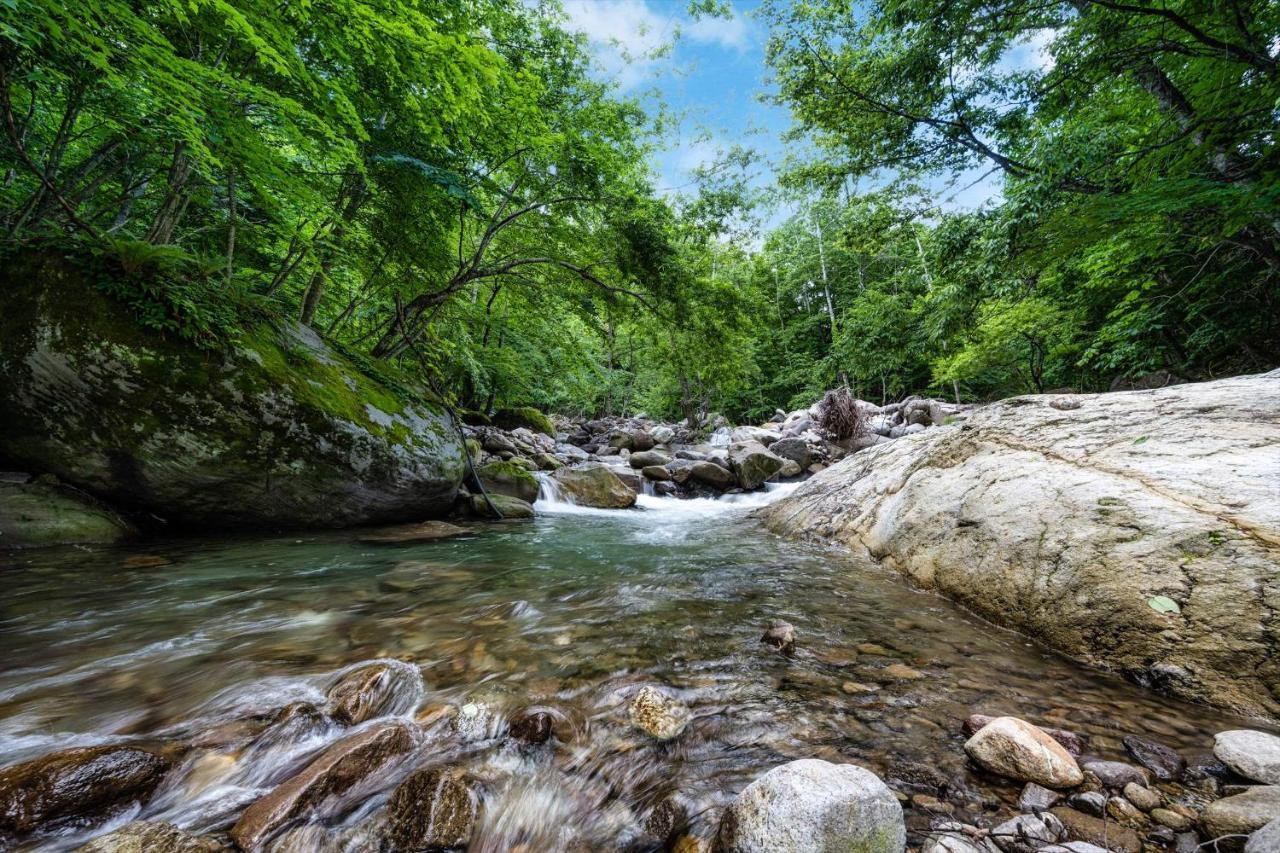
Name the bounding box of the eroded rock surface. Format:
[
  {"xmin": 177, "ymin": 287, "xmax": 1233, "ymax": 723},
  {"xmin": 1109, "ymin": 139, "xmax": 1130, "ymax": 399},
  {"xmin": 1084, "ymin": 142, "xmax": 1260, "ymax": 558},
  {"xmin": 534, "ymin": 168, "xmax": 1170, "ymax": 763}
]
[
  {"xmin": 761, "ymin": 372, "xmax": 1280, "ymax": 718},
  {"xmin": 0, "ymin": 745, "xmax": 169, "ymax": 833}
]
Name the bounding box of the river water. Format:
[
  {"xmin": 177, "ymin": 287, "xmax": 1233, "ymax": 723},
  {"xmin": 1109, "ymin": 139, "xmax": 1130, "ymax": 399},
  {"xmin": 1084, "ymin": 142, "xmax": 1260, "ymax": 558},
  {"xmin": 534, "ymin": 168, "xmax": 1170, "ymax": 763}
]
[{"xmin": 0, "ymin": 487, "xmax": 1264, "ymax": 850}]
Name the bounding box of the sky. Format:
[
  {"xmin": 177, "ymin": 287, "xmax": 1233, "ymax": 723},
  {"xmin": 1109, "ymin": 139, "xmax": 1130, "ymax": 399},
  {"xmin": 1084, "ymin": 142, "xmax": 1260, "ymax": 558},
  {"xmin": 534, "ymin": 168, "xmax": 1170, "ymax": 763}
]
[{"xmin": 558, "ymin": 0, "xmax": 1049, "ymax": 228}]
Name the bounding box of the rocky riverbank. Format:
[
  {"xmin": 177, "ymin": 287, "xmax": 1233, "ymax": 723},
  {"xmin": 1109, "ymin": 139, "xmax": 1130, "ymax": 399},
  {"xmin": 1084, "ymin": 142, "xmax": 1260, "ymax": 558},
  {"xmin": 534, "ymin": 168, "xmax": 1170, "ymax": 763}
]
[{"xmin": 761, "ymin": 371, "xmax": 1280, "ymax": 721}]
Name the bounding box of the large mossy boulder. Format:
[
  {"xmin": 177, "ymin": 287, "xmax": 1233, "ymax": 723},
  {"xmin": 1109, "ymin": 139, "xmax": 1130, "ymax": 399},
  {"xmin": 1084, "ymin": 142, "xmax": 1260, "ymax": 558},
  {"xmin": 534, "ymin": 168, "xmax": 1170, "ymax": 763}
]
[
  {"xmin": 476, "ymin": 459, "xmax": 540, "ymax": 503},
  {"xmin": 0, "ymin": 479, "xmax": 133, "ymax": 548},
  {"xmin": 0, "ymin": 253, "xmax": 466, "ymax": 529},
  {"xmin": 552, "ymin": 462, "xmax": 637, "ymax": 508},
  {"xmin": 491, "ymin": 406, "xmax": 555, "ymax": 437}
]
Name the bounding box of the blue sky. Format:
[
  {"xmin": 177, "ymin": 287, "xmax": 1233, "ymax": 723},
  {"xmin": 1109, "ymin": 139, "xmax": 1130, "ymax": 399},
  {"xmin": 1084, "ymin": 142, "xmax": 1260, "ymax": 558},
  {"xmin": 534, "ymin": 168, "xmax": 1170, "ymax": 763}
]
[{"xmin": 559, "ymin": 0, "xmax": 1050, "ymax": 223}]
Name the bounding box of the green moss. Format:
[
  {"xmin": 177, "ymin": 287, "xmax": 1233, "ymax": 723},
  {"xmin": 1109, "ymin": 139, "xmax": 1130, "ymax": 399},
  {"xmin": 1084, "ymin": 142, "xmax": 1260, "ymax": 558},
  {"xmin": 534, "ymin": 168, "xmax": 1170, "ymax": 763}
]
[{"xmin": 492, "ymin": 406, "xmax": 555, "ymax": 437}]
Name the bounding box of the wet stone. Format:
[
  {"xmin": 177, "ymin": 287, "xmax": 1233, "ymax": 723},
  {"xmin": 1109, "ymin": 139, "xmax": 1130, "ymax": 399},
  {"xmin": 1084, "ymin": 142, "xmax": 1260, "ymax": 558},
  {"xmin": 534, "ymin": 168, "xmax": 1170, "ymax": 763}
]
[
  {"xmin": 1080, "ymin": 759, "xmax": 1148, "ymax": 790},
  {"xmin": 964, "ymin": 714, "xmax": 1084, "ymax": 757},
  {"xmin": 325, "ymin": 663, "xmax": 396, "ymax": 725},
  {"xmin": 964, "ymin": 717, "xmax": 1084, "ymax": 788},
  {"xmin": 77, "ymin": 820, "xmax": 229, "ymax": 852},
  {"xmin": 760, "ymin": 619, "xmax": 796, "ymax": 653},
  {"xmin": 386, "ymin": 765, "xmax": 477, "ymax": 851},
  {"xmin": 1150, "ymin": 807, "xmax": 1191, "ymax": 830},
  {"xmin": 989, "ymin": 811, "xmax": 1064, "ymax": 853},
  {"xmin": 358, "ymin": 520, "xmax": 469, "ymax": 544},
  {"xmin": 1048, "ymin": 807, "xmax": 1141, "ymax": 853},
  {"xmin": 509, "ymin": 707, "xmax": 554, "ymax": 745},
  {"xmin": 1214, "ymin": 730, "xmax": 1280, "ymax": 785},
  {"xmin": 1200, "ymin": 785, "xmax": 1280, "ymax": 839},
  {"xmin": 0, "ymin": 745, "xmax": 170, "ymax": 834},
  {"xmin": 1019, "ymin": 782, "xmax": 1062, "ymax": 813},
  {"xmin": 628, "ymin": 686, "xmax": 689, "ymax": 741},
  {"xmin": 1122, "ymin": 734, "xmax": 1185, "ymax": 781},
  {"xmin": 1121, "ymin": 781, "xmax": 1160, "ymax": 811}
]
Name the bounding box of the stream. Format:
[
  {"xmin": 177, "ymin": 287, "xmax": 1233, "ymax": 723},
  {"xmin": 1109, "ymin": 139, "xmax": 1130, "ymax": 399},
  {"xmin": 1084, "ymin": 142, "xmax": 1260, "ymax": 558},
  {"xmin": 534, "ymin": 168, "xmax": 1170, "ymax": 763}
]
[{"xmin": 0, "ymin": 487, "xmax": 1263, "ymax": 850}]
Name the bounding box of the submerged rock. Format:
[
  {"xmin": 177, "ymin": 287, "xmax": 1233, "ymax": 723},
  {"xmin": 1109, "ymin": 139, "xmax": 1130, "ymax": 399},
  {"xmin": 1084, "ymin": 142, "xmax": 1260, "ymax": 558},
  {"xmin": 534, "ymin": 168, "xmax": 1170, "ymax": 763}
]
[
  {"xmin": 386, "ymin": 765, "xmax": 477, "ymax": 851},
  {"xmin": 761, "ymin": 619, "xmax": 796, "ymax": 653},
  {"xmin": 716, "ymin": 758, "xmax": 905, "ymax": 852},
  {"xmin": 628, "ymin": 686, "xmax": 689, "ymax": 740},
  {"xmin": 551, "ymin": 463, "xmax": 636, "ymax": 508},
  {"xmin": 1080, "ymin": 759, "xmax": 1147, "ymax": 790},
  {"xmin": 760, "ymin": 371, "xmax": 1280, "ymax": 719},
  {"xmin": 324, "ymin": 663, "xmax": 396, "ymax": 725},
  {"xmin": 963, "ymin": 717, "xmax": 1083, "ymax": 788},
  {"xmin": 358, "ymin": 520, "xmax": 468, "ymax": 544},
  {"xmin": 230, "ymin": 722, "xmax": 415, "ymax": 850},
  {"xmin": 988, "ymin": 812, "xmax": 1064, "ymax": 853},
  {"xmin": 1214, "ymin": 730, "xmax": 1280, "ymax": 784},
  {"xmin": 0, "ymin": 253, "xmax": 465, "ymax": 529},
  {"xmin": 77, "ymin": 820, "xmax": 228, "ymax": 851},
  {"xmin": 0, "ymin": 745, "xmax": 169, "ymax": 833},
  {"xmin": 1122, "ymin": 734, "xmax": 1185, "ymax": 781},
  {"xmin": 0, "ymin": 479, "xmax": 133, "ymax": 548}
]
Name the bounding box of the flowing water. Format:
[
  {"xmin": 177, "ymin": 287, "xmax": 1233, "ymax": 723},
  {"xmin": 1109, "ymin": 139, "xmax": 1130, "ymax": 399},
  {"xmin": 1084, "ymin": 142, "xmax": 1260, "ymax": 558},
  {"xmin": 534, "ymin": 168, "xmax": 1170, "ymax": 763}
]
[{"xmin": 0, "ymin": 488, "xmax": 1268, "ymax": 850}]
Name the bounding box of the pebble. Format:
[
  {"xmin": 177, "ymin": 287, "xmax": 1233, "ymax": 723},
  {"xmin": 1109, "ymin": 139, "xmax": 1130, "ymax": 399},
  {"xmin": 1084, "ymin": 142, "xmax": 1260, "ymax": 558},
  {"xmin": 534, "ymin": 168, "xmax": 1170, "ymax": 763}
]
[
  {"xmin": 1121, "ymin": 781, "xmax": 1160, "ymax": 811},
  {"xmin": 1080, "ymin": 759, "xmax": 1148, "ymax": 789},
  {"xmin": 1150, "ymin": 807, "xmax": 1191, "ymax": 830},
  {"xmin": 841, "ymin": 681, "xmax": 879, "ymax": 694}
]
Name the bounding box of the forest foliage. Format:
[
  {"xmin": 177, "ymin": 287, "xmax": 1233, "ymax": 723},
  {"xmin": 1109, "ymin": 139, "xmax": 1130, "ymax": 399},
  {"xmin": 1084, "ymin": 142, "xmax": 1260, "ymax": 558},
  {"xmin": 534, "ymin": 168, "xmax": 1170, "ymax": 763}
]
[{"xmin": 2, "ymin": 0, "xmax": 1277, "ymax": 424}]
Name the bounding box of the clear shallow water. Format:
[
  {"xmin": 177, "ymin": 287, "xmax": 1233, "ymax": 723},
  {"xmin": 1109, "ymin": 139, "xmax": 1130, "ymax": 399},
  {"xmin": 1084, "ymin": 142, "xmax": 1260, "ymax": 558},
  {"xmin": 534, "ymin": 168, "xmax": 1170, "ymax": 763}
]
[{"xmin": 0, "ymin": 489, "xmax": 1265, "ymax": 850}]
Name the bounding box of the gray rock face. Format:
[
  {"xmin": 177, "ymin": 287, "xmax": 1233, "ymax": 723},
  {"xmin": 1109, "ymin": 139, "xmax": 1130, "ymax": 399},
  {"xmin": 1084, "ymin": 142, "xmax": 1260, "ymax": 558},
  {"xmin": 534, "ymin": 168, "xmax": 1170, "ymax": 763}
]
[
  {"xmin": 728, "ymin": 441, "xmax": 785, "ymax": 490},
  {"xmin": 0, "ymin": 254, "xmax": 466, "ymax": 529},
  {"xmin": 1201, "ymin": 785, "xmax": 1280, "ymax": 839},
  {"xmin": 1246, "ymin": 817, "xmax": 1280, "ymax": 853},
  {"xmin": 716, "ymin": 759, "xmax": 905, "ymax": 852},
  {"xmin": 689, "ymin": 460, "xmax": 736, "ymax": 489},
  {"xmin": 1215, "ymin": 730, "xmax": 1280, "ymax": 784},
  {"xmin": 761, "ymin": 372, "xmax": 1280, "ymax": 719},
  {"xmin": 0, "ymin": 480, "xmax": 133, "ymax": 548}
]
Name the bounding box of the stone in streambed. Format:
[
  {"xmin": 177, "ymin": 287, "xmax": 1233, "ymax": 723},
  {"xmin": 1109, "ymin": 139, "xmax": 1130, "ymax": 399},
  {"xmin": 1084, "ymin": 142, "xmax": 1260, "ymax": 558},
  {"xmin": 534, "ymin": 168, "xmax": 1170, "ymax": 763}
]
[
  {"xmin": 761, "ymin": 619, "xmax": 796, "ymax": 653},
  {"xmin": 551, "ymin": 463, "xmax": 636, "ymax": 508},
  {"xmin": 728, "ymin": 441, "xmax": 785, "ymax": 490},
  {"xmin": 324, "ymin": 663, "xmax": 396, "ymax": 725},
  {"xmin": 1200, "ymin": 785, "xmax": 1280, "ymax": 839},
  {"xmin": 0, "ymin": 745, "xmax": 169, "ymax": 833},
  {"xmin": 358, "ymin": 520, "xmax": 468, "ymax": 544},
  {"xmin": 1080, "ymin": 759, "xmax": 1147, "ymax": 789},
  {"xmin": 1214, "ymin": 730, "xmax": 1280, "ymax": 785},
  {"xmin": 1122, "ymin": 734, "xmax": 1185, "ymax": 781},
  {"xmin": 1020, "ymin": 782, "xmax": 1062, "ymax": 813},
  {"xmin": 469, "ymin": 493, "xmax": 535, "ymax": 519},
  {"xmin": 1122, "ymin": 781, "xmax": 1160, "ymax": 811},
  {"xmin": 77, "ymin": 821, "xmax": 228, "ymax": 852},
  {"xmin": 716, "ymin": 758, "xmax": 905, "ymax": 852},
  {"xmin": 642, "ymin": 465, "xmax": 672, "ymax": 481},
  {"xmin": 629, "ymin": 450, "xmax": 671, "ymax": 469},
  {"xmin": 964, "ymin": 716, "xmax": 1084, "ymax": 788},
  {"xmin": 628, "ymin": 686, "xmax": 689, "ymax": 741},
  {"xmin": 689, "ymin": 461, "xmax": 736, "ymax": 490},
  {"xmin": 230, "ymin": 722, "xmax": 415, "ymax": 850},
  {"xmin": 386, "ymin": 765, "xmax": 477, "ymax": 851},
  {"xmin": 1048, "ymin": 807, "xmax": 1141, "ymax": 853},
  {"xmin": 476, "ymin": 460, "xmax": 540, "ymax": 503},
  {"xmin": 964, "ymin": 714, "xmax": 1084, "ymax": 756},
  {"xmin": 1150, "ymin": 807, "xmax": 1192, "ymax": 830},
  {"xmin": 989, "ymin": 812, "xmax": 1065, "ymax": 853}
]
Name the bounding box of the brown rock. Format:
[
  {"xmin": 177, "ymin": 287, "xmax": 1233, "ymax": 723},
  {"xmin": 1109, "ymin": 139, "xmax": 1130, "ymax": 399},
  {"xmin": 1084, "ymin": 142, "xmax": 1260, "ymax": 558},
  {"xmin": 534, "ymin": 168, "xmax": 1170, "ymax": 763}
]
[
  {"xmin": 386, "ymin": 765, "xmax": 477, "ymax": 851},
  {"xmin": 1151, "ymin": 807, "xmax": 1191, "ymax": 830},
  {"xmin": 358, "ymin": 520, "xmax": 468, "ymax": 544},
  {"xmin": 77, "ymin": 820, "xmax": 228, "ymax": 852},
  {"xmin": 325, "ymin": 664, "xmax": 395, "ymax": 725},
  {"xmin": 0, "ymin": 746, "xmax": 169, "ymax": 833},
  {"xmin": 1049, "ymin": 806, "xmax": 1142, "ymax": 853},
  {"xmin": 230, "ymin": 722, "xmax": 415, "ymax": 850},
  {"xmin": 761, "ymin": 620, "xmax": 796, "ymax": 653},
  {"xmin": 509, "ymin": 707, "xmax": 554, "ymax": 745}
]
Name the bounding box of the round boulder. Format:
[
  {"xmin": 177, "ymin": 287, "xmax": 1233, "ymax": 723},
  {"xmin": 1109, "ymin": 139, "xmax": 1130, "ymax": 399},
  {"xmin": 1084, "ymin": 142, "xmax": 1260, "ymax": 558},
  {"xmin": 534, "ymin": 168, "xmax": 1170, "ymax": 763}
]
[
  {"xmin": 1214, "ymin": 730, "xmax": 1280, "ymax": 784},
  {"xmin": 964, "ymin": 717, "xmax": 1083, "ymax": 788},
  {"xmin": 716, "ymin": 759, "xmax": 905, "ymax": 852}
]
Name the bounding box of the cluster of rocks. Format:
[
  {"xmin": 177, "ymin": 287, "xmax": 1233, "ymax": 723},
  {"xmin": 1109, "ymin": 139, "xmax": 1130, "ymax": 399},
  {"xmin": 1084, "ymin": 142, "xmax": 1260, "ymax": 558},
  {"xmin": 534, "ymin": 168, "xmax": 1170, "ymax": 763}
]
[
  {"xmin": 918, "ymin": 716, "xmax": 1280, "ymax": 853},
  {"xmin": 451, "ymin": 395, "xmax": 962, "ymax": 520}
]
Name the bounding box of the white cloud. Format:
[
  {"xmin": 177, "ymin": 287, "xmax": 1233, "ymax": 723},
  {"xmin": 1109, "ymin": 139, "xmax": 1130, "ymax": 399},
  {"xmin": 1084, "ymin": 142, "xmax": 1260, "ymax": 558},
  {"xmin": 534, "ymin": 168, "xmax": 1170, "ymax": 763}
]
[{"xmin": 683, "ymin": 11, "xmax": 750, "ymax": 52}]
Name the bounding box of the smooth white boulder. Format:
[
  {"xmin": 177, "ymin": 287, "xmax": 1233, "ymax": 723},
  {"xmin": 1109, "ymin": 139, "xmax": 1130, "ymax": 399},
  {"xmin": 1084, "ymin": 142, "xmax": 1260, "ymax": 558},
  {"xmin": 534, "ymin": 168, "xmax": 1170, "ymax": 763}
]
[
  {"xmin": 1214, "ymin": 730, "xmax": 1280, "ymax": 784},
  {"xmin": 964, "ymin": 717, "xmax": 1083, "ymax": 788}
]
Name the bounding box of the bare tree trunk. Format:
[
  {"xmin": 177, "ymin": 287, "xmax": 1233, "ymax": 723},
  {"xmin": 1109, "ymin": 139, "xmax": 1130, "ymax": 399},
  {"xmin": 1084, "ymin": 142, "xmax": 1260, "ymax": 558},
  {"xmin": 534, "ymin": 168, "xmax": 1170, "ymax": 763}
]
[
  {"xmin": 300, "ymin": 174, "xmax": 365, "ymax": 326},
  {"xmin": 145, "ymin": 141, "xmax": 194, "ymax": 244}
]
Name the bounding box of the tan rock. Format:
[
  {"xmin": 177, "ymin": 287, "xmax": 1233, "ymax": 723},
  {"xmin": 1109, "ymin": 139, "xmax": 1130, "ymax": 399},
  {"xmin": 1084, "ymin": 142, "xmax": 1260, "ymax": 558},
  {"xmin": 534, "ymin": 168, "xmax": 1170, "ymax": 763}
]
[
  {"xmin": 230, "ymin": 722, "xmax": 415, "ymax": 850},
  {"xmin": 77, "ymin": 821, "xmax": 228, "ymax": 852},
  {"xmin": 1201, "ymin": 785, "xmax": 1280, "ymax": 839},
  {"xmin": 963, "ymin": 716, "xmax": 1084, "ymax": 788}
]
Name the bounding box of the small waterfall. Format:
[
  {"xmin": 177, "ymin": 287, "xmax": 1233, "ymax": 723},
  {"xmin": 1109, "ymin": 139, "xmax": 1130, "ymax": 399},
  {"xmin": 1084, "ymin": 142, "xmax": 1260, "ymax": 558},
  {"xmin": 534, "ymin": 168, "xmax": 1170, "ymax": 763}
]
[{"xmin": 536, "ymin": 472, "xmax": 569, "ymax": 505}]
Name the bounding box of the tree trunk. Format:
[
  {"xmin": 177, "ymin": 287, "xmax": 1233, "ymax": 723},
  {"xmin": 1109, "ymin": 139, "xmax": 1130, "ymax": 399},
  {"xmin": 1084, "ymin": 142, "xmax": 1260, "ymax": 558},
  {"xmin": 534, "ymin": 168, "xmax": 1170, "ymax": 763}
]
[{"xmin": 145, "ymin": 141, "xmax": 194, "ymax": 245}]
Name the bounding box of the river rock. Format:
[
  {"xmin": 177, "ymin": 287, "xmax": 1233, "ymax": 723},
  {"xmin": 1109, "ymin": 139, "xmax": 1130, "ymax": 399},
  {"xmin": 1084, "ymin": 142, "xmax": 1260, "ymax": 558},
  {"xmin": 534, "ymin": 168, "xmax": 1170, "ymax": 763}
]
[
  {"xmin": 1200, "ymin": 785, "xmax": 1280, "ymax": 839},
  {"xmin": 1048, "ymin": 807, "xmax": 1141, "ymax": 853},
  {"xmin": 729, "ymin": 442, "xmax": 785, "ymax": 490},
  {"xmin": 1151, "ymin": 807, "xmax": 1192, "ymax": 830},
  {"xmin": 964, "ymin": 716, "xmax": 1084, "ymax": 788},
  {"xmin": 0, "ymin": 745, "xmax": 169, "ymax": 833},
  {"xmin": 716, "ymin": 759, "xmax": 904, "ymax": 852},
  {"xmin": 760, "ymin": 372, "xmax": 1280, "ymax": 719},
  {"xmin": 651, "ymin": 425, "xmax": 675, "ymax": 445},
  {"xmin": 508, "ymin": 707, "xmax": 553, "ymax": 744},
  {"xmin": 1122, "ymin": 734, "xmax": 1185, "ymax": 781},
  {"xmin": 628, "ymin": 686, "xmax": 689, "ymax": 740},
  {"xmin": 386, "ymin": 765, "xmax": 477, "ymax": 851},
  {"xmin": 0, "ymin": 479, "xmax": 134, "ymax": 548},
  {"xmin": 643, "ymin": 465, "xmax": 672, "ymax": 481},
  {"xmin": 324, "ymin": 663, "xmax": 396, "ymax": 725},
  {"xmin": 469, "ymin": 493, "xmax": 534, "ymax": 519},
  {"xmin": 769, "ymin": 437, "xmax": 812, "ymax": 468},
  {"xmin": 1215, "ymin": 730, "xmax": 1280, "ymax": 784},
  {"xmin": 77, "ymin": 821, "xmax": 228, "ymax": 852},
  {"xmin": 1081, "ymin": 759, "xmax": 1148, "ymax": 790},
  {"xmin": 989, "ymin": 812, "xmax": 1065, "ymax": 853},
  {"xmin": 1122, "ymin": 781, "xmax": 1160, "ymax": 811},
  {"xmin": 551, "ymin": 463, "xmax": 636, "ymax": 508},
  {"xmin": 1020, "ymin": 782, "xmax": 1062, "ymax": 812},
  {"xmin": 476, "ymin": 460, "xmax": 539, "ymax": 503},
  {"xmin": 689, "ymin": 460, "xmax": 736, "ymax": 489},
  {"xmin": 761, "ymin": 619, "xmax": 796, "ymax": 652},
  {"xmin": 230, "ymin": 722, "xmax": 415, "ymax": 850},
  {"xmin": 1246, "ymin": 817, "xmax": 1280, "ymax": 853},
  {"xmin": 963, "ymin": 714, "xmax": 1084, "ymax": 756},
  {"xmin": 358, "ymin": 520, "xmax": 468, "ymax": 544},
  {"xmin": 629, "ymin": 450, "xmax": 671, "ymax": 469},
  {"xmin": 0, "ymin": 253, "xmax": 466, "ymax": 528}
]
